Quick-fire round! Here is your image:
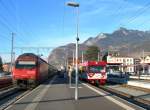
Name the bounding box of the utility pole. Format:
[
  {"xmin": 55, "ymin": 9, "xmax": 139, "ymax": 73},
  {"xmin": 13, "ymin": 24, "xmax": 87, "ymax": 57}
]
[
  {"xmin": 82, "ymin": 51, "xmax": 84, "ymax": 63},
  {"xmin": 142, "ymin": 50, "xmax": 145, "ymax": 74},
  {"xmin": 66, "ymin": 49, "xmax": 68, "ymax": 72},
  {"xmin": 37, "ymin": 48, "xmax": 40, "ymax": 56},
  {"xmin": 73, "ymin": 50, "xmax": 75, "ymax": 67},
  {"xmin": 10, "ymin": 32, "xmax": 15, "ymax": 73},
  {"xmin": 98, "ymin": 52, "xmax": 100, "ymax": 61}
]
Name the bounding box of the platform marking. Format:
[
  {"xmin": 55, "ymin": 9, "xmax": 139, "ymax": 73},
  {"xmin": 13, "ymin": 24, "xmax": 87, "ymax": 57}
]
[
  {"xmin": 82, "ymin": 83, "xmax": 136, "ymax": 110},
  {"xmin": 24, "ymin": 76, "xmax": 57, "ymax": 110},
  {"xmin": 69, "ymin": 86, "xmax": 82, "ymax": 88},
  {"xmin": 4, "ymin": 76, "xmax": 57, "ymax": 110}
]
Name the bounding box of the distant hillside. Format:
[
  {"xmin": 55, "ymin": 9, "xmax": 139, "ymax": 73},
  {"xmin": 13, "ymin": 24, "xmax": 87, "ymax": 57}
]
[
  {"xmin": 48, "ymin": 27, "xmax": 150, "ymax": 67},
  {"xmin": 48, "ymin": 43, "xmax": 87, "ymax": 66}
]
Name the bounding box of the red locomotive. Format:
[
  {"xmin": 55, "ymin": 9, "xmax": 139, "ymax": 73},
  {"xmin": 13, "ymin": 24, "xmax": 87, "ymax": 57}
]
[
  {"xmin": 13, "ymin": 53, "xmax": 56, "ymax": 89},
  {"xmin": 79, "ymin": 61, "xmax": 107, "ymax": 85}
]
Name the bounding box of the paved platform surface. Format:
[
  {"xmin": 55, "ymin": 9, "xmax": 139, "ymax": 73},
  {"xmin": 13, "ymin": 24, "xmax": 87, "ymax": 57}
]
[
  {"xmin": 5, "ymin": 75, "xmax": 146, "ymax": 110},
  {"xmin": 128, "ymin": 80, "xmax": 150, "ymax": 89},
  {"xmin": 107, "ymin": 85, "xmax": 150, "ymax": 101},
  {"xmin": 130, "ymin": 75, "xmax": 150, "ymax": 80}
]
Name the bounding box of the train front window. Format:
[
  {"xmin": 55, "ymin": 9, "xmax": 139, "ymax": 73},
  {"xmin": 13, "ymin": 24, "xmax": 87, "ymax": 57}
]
[
  {"xmin": 89, "ymin": 66, "xmax": 105, "ymax": 73},
  {"xmin": 15, "ymin": 61, "xmax": 36, "ymax": 69}
]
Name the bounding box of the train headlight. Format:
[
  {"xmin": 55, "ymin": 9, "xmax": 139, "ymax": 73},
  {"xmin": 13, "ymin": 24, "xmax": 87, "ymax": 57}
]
[{"xmin": 88, "ymin": 73, "xmax": 95, "ymax": 77}]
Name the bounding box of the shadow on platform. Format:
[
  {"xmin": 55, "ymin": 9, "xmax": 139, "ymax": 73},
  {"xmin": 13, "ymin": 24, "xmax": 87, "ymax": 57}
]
[
  {"xmin": 15, "ymin": 94, "xmax": 112, "ymax": 105},
  {"xmin": 41, "ymin": 75, "xmax": 69, "ymax": 85}
]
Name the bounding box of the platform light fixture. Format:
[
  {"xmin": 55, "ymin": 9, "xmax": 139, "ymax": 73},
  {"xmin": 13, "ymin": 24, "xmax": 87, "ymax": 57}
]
[{"xmin": 66, "ymin": 1, "xmax": 80, "ymax": 101}]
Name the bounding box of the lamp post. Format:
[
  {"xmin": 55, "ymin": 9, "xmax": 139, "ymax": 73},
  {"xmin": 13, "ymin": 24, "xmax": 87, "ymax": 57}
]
[{"xmin": 67, "ymin": 1, "xmax": 80, "ymax": 101}]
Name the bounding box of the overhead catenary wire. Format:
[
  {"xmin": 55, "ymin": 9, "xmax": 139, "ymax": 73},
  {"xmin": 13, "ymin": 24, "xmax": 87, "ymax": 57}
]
[
  {"xmin": 110, "ymin": 0, "xmax": 128, "ymax": 17},
  {"xmin": 0, "ymin": 0, "xmax": 22, "ymax": 44},
  {"xmin": 12, "ymin": 0, "xmax": 35, "ymax": 43},
  {"xmin": 0, "ymin": 33, "xmax": 24, "ymax": 47},
  {"xmin": 62, "ymin": 0, "xmax": 66, "ymax": 37},
  {"xmin": 110, "ymin": 0, "xmax": 130, "ymax": 28},
  {"xmin": 10, "ymin": 0, "xmax": 32, "ymax": 44},
  {"xmin": 120, "ymin": 1, "xmax": 150, "ymax": 26},
  {"xmin": 0, "ymin": 1, "xmax": 17, "ymax": 32},
  {"xmin": 16, "ymin": 17, "xmax": 37, "ymax": 43},
  {"xmin": 9, "ymin": 0, "xmax": 16, "ymax": 11},
  {"xmin": 127, "ymin": 5, "xmax": 150, "ymax": 24},
  {"xmin": 4, "ymin": 0, "xmax": 30, "ymax": 44},
  {"xmin": 0, "ymin": 0, "xmax": 17, "ymax": 20},
  {"xmin": 0, "ymin": 34, "xmax": 11, "ymax": 41},
  {"xmin": 0, "ymin": 0, "xmax": 32, "ymax": 45}
]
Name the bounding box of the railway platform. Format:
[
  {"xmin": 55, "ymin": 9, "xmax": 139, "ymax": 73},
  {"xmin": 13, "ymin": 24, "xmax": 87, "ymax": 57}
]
[
  {"xmin": 4, "ymin": 75, "xmax": 146, "ymax": 110},
  {"xmin": 106, "ymin": 84, "xmax": 150, "ymax": 102},
  {"xmin": 127, "ymin": 80, "xmax": 150, "ymax": 89},
  {"xmin": 103, "ymin": 79, "xmax": 150, "ymax": 107}
]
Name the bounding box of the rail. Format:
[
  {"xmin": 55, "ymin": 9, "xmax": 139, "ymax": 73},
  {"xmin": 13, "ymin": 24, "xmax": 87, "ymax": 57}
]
[{"xmin": 98, "ymin": 84, "xmax": 150, "ymax": 109}]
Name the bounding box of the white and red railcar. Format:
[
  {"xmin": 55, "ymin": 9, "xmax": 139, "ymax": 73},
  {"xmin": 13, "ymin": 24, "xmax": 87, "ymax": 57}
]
[{"xmin": 79, "ymin": 61, "xmax": 107, "ymax": 85}]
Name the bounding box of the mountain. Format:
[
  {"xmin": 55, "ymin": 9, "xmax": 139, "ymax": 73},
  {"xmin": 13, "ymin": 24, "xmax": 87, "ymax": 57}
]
[
  {"xmin": 84, "ymin": 27, "xmax": 150, "ymax": 49},
  {"xmin": 48, "ymin": 43, "xmax": 87, "ymax": 67},
  {"xmin": 48, "ymin": 27, "xmax": 150, "ymax": 67}
]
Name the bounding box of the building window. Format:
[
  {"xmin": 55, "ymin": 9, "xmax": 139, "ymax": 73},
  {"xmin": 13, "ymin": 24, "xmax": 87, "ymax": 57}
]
[
  {"xmin": 127, "ymin": 59, "xmax": 129, "ymax": 62},
  {"xmin": 123, "ymin": 59, "xmax": 125, "ymax": 63},
  {"xmin": 119, "ymin": 59, "xmax": 121, "ymax": 62},
  {"xmin": 130, "ymin": 59, "xmax": 132, "ymax": 62},
  {"xmin": 130, "ymin": 68, "xmax": 132, "ymax": 72},
  {"xmin": 127, "ymin": 68, "xmax": 129, "ymax": 72}
]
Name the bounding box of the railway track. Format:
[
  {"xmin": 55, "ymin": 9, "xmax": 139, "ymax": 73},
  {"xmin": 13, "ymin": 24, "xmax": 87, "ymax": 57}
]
[
  {"xmin": 77, "ymin": 76, "xmax": 149, "ymax": 109},
  {"xmin": 121, "ymin": 84, "xmax": 150, "ymax": 93},
  {"xmin": 0, "ymin": 88, "xmax": 30, "ymax": 110},
  {"xmin": 0, "ymin": 85, "xmax": 13, "ymax": 92},
  {"xmin": 98, "ymin": 84, "xmax": 150, "ymax": 109},
  {"xmin": 0, "ymin": 79, "xmax": 12, "ymax": 90},
  {"xmin": 0, "ymin": 74, "xmax": 57, "ymax": 110},
  {"xmin": 0, "ymin": 84, "xmax": 12, "ymax": 90}
]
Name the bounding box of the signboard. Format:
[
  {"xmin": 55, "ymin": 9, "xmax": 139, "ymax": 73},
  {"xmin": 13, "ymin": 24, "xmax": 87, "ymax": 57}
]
[
  {"xmin": 18, "ymin": 61, "xmax": 36, "ymax": 65},
  {"xmin": 107, "ymin": 56, "xmax": 122, "ymax": 64}
]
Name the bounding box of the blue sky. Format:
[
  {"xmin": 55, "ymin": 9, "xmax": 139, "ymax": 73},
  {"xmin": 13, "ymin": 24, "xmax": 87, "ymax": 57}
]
[{"xmin": 0, "ymin": 0, "xmax": 150, "ymax": 61}]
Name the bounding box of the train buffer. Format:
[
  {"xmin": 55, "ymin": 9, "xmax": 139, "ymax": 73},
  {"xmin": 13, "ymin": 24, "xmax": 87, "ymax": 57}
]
[{"xmin": 5, "ymin": 75, "xmax": 145, "ymax": 110}]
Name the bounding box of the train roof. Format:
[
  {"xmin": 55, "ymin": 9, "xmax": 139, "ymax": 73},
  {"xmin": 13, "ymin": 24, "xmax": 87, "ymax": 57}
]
[
  {"xmin": 19, "ymin": 53, "xmax": 37, "ymax": 57},
  {"xmin": 15, "ymin": 53, "xmax": 57, "ymax": 69},
  {"xmin": 17, "ymin": 53, "xmax": 47, "ymax": 63}
]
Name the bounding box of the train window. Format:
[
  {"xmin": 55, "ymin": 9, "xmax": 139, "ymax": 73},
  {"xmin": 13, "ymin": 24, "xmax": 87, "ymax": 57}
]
[
  {"xmin": 15, "ymin": 61, "xmax": 36, "ymax": 69},
  {"xmin": 18, "ymin": 61, "xmax": 36, "ymax": 65},
  {"xmin": 89, "ymin": 66, "xmax": 105, "ymax": 73}
]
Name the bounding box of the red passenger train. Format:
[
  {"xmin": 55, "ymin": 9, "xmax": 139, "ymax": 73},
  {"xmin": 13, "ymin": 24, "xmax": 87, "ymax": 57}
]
[
  {"xmin": 79, "ymin": 61, "xmax": 107, "ymax": 85},
  {"xmin": 13, "ymin": 53, "xmax": 57, "ymax": 89}
]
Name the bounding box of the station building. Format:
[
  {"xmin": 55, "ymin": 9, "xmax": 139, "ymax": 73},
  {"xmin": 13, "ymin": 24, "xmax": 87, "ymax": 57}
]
[
  {"xmin": 107, "ymin": 55, "xmax": 134, "ymax": 74},
  {"xmin": 140, "ymin": 55, "xmax": 150, "ymax": 74}
]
